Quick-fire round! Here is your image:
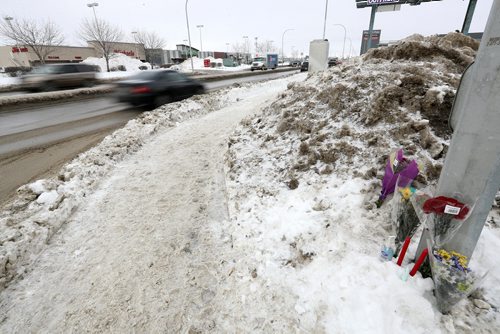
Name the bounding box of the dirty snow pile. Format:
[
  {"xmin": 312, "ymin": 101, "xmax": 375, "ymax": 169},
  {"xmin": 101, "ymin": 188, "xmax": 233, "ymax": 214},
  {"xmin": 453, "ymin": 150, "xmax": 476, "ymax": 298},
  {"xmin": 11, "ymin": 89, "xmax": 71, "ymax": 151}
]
[
  {"xmin": 171, "ymin": 56, "xmax": 251, "ymax": 72},
  {"xmin": 0, "ymin": 81, "xmax": 263, "ymax": 292},
  {"xmin": 224, "ymin": 32, "xmax": 500, "ymax": 332}
]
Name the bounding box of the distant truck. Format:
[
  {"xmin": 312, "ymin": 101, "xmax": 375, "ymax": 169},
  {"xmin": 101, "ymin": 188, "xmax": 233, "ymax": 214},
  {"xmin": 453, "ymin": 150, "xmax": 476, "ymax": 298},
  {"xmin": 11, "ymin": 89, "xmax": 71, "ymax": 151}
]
[{"xmin": 250, "ymin": 54, "xmax": 278, "ymax": 71}]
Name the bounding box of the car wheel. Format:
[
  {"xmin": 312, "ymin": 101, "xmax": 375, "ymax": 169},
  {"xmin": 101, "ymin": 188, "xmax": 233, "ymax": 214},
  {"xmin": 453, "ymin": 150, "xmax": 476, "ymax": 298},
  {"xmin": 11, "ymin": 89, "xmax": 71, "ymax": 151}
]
[
  {"xmin": 153, "ymin": 94, "xmax": 172, "ymax": 108},
  {"xmin": 251, "ymin": 68, "xmax": 254, "ymax": 72},
  {"xmin": 262, "ymin": 66, "xmax": 267, "ymax": 71},
  {"xmin": 82, "ymin": 80, "xmax": 95, "ymax": 88},
  {"xmin": 43, "ymin": 82, "xmax": 56, "ymax": 92}
]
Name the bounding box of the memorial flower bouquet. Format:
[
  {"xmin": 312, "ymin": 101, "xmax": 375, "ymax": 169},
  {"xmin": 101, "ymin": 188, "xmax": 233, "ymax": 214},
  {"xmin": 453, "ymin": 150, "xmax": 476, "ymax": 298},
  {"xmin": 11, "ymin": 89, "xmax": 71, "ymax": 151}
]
[
  {"xmin": 422, "ymin": 195, "xmax": 472, "ymax": 247},
  {"xmin": 428, "ymin": 244, "xmax": 482, "ymax": 313},
  {"xmin": 391, "ymin": 175, "xmax": 421, "ymax": 255}
]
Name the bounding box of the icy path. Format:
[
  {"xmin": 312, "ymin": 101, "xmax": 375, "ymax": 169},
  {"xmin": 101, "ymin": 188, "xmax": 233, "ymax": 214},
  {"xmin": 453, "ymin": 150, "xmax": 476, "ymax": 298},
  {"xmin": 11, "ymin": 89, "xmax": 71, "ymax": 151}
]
[{"xmin": 0, "ymin": 81, "xmax": 298, "ymax": 332}]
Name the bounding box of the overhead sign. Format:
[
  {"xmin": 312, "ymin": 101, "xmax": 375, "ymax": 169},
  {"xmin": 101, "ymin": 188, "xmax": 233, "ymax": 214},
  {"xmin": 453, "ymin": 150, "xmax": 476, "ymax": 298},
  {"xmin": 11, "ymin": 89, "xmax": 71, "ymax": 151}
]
[
  {"xmin": 356, "ymin": 0, "xmax": 442, "ymax": 9},
  {"xmin": 360, "ymin": 29, "xmax": 381, "ymax": 55},
  {"xmin": 377, "ymin": 4, "xmax": 401, "ymax": 11},
  {"xmin": 368, "ymin": 0, "xmax": 399, "ymax": 4}
]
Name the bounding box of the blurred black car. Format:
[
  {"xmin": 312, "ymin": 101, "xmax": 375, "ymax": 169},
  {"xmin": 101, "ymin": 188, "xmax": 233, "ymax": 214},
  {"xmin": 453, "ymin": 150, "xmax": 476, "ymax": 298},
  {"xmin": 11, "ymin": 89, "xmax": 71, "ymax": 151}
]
[
  {"xmin": 115, "ymin": 70, "xmax": 205, "ymax": 109},
  {"xmin": 300, "ymin": 61, "xmax": 309, "ymax": 72}
]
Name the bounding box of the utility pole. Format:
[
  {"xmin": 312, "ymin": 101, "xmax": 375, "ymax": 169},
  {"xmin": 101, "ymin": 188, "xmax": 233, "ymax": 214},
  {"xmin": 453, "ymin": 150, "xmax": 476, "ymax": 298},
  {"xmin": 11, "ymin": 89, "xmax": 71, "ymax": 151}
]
[
  {"xmin": 184, "ymin": 0, "xmax": 194, "ymax": 72},
  {"xmin": 281, "ymin": 29, "xmax": 294, "ymax": 64},
  {"xmin": 86, "ymin": 2, "xmax": 99, "ymax": 22},
  {"xmin": 196, "ymin": 24, "xmax": 204, "ymax": 56},
  {"xmin": 415, "ymin": 0, "xmax": 500, "ymax": 261},
  {"xmin": 333, "ymin": 24, "xmax": 347, "ymax": 59},
  {"xmin": 322, "ymin": 0, "xmax": 329, "ymax": 40}
]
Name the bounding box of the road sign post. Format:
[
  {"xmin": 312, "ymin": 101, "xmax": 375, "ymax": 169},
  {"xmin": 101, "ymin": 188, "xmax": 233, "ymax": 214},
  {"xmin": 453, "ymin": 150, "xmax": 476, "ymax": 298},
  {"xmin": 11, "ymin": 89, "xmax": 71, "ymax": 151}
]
[{"xmin": 415, "ymin": 0, "xmax": 500, "ymax": 261}]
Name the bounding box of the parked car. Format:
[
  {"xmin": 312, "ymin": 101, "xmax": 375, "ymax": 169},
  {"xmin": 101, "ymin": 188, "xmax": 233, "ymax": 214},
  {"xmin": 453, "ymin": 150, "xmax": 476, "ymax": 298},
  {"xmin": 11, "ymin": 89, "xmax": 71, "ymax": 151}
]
[
  {"xmin": 290, "ymin": 60, "xmax": 301, "ymax": 67},
  {"xmin": 21, "ymin": 63, "xmax": 99, "ymax": 92},
  {"xmin": 328, "ymin": 58, "xmax": 342, "ymax": 67},
  {"xmin": 300, "ymin": 61, "xmax": 309, "ymax": 72},
  {"xmin": 115, "ymin": 70, "xmax": 205, "ymax": 109}
]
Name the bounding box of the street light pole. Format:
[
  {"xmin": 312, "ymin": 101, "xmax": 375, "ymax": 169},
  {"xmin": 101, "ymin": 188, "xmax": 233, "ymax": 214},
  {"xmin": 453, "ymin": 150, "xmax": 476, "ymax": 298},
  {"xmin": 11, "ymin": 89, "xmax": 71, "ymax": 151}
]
[
  {"xmin": 86, "ymin": 2, "xmax": 99, "ymax": 22},
  {"xmin": 323, "ymin": 0, "xmax": 329, "ymax": 40},
  {"xmin": 131, "ymin": 31, "xmax": 139, "ymax": 60},
  {"xmin": 281, "ymin": 28, "xmax": 294, "ymax": 64},
  {"xmin": 333, "ymin": 23, "xmax": 347, "ymax": 59},
  {"xmin": 347, "ymin": 37, "xmax": 353, "ymax": 58},
  {"xmin": 3, "ymin": 16, "xmax": 21, "ymax": 66},
  {"xmin": 243, "ymin": 36, "xmax": 249, "ymax": 64},
  {"xmin": 196, "ymin": 24, "xmax": 204, "ymax": 56},
  {"xmin": 184, "ymin": 0, "xmax": 194, "ymax": 72}
]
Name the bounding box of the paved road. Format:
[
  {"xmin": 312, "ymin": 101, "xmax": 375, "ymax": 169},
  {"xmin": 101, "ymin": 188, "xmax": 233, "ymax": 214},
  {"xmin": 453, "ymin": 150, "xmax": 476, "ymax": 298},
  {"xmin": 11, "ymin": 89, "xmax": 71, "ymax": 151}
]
[{"xmin": 0, "ymin": 70, "xmax": 299, "ymax": 205}]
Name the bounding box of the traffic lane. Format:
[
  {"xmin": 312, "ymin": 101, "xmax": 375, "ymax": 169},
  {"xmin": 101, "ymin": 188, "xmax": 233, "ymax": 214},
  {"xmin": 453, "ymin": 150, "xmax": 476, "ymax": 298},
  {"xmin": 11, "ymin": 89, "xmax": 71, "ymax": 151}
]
[
  {"xmin": 0, "ymin": 97, "xmax": 128, "ymax": 136},
  {"xmin": 0, "ymin": 110, "xmax": 140, "ymax": 156},
  {"xmin": 0, "ymin": 126, "xmax": 126, "ymax": 206}
]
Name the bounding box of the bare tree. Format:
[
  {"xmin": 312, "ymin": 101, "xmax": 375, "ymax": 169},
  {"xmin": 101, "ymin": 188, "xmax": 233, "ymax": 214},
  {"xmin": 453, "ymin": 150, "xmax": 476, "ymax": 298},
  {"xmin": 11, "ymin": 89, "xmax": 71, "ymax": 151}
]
[
  {"xmin": 255, "ymin": 41, "xmax": 267, "ymax": 55},
  {"xmin": 255, "ymin": 40, "xmax": 277, "ymax": 55},
  {"xmin": 80, "ymin": 18, "xmax": 123, "ymax": 72},
  {"xmin": 132, "ymin": 30, "xmax": 165, "ymax": 66},
  {"xmin": 0, "ymin": 17, "xmax": 64, "ymax": 65},
  {"xmin": 231, "ymin": 42, "xmax": 246, "ymax": 54}
]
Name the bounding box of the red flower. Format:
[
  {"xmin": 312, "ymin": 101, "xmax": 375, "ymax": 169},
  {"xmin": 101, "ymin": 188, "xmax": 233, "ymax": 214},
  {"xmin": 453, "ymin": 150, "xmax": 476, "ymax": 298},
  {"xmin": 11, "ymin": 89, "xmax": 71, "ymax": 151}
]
[{"xmin": 423, "ymin": 196, "xmax": 469, "ymax": 220}]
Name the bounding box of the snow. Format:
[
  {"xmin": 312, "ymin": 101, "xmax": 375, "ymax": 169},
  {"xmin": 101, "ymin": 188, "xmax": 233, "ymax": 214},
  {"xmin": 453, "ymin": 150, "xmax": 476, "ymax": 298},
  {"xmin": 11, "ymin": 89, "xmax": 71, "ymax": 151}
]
[
  {"xmin": 0, "ymin": 33, "xmax": 499, "ymax": 332},
  {"xmin": 81, "ymin": 52, "xmax": 152, "ymax": 72},
  {"xmin": 0, "ymin": 76, "xmax": 20, "ymax": 89},
  {"xmin": 171, "ymin": 56, "xmax": 251, "ymax": 72}
]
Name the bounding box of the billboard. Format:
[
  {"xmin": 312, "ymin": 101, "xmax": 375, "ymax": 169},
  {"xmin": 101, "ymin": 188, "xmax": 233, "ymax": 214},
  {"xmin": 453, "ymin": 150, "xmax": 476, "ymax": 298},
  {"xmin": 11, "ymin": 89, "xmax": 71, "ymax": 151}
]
[{"xmin": 360, "ymin": 30, "xmax": 381, "ymax": 55}]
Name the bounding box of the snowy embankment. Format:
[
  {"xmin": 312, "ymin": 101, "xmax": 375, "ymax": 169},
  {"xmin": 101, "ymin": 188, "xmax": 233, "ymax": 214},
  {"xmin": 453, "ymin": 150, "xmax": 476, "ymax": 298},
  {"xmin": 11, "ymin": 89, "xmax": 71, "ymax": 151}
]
[
  {"xmin": 223, "ymin": 33, "xmax": 500, "ymax": 332},
  {"xmin": 0, "ymin": 76, "xmax": 20, "ymax": 91}
]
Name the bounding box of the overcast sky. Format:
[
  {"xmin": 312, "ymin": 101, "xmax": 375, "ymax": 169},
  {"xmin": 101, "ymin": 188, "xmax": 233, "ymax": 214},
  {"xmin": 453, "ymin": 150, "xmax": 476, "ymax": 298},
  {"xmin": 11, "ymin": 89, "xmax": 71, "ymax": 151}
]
[{"xmin": 1, "ymin": 0, "xmax": 495, "ymax": 57}]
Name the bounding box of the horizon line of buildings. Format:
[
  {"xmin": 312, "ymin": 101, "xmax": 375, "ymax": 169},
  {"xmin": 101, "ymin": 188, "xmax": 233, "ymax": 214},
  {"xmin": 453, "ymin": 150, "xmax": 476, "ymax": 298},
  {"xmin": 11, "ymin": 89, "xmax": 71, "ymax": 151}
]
[{"xmin": 0, "ymin": 41, "xmax": 253, "ymax": 69}]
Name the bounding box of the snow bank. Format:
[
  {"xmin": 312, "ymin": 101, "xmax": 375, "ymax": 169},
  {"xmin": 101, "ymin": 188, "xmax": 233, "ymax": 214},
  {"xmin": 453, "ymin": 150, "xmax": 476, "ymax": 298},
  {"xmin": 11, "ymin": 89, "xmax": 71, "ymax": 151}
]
[
  {"xmin": 171, "ymin": 56, "xmax": 251, "ymax": 73},
  {"xmin": 0, "ymin": 76, "xmax": 21, "ymax": 90},
  {"xmin": 224, "ymin": 32, "xmax": 499, "ymax": 332},
  {"xmin": 81, "ymin": 53, "xmax": 151, "ymax": 72}
]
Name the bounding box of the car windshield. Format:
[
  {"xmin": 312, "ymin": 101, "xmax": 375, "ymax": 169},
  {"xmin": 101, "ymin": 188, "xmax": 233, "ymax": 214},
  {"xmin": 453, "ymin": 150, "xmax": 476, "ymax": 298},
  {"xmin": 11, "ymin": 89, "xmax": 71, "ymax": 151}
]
[
  {"xmin": 31, "ymin": 66, "xmax": 61, "ymax": 74},
  {"xmin": 253, "ymin": 57, "xmax": 266, "ymax": 62}
]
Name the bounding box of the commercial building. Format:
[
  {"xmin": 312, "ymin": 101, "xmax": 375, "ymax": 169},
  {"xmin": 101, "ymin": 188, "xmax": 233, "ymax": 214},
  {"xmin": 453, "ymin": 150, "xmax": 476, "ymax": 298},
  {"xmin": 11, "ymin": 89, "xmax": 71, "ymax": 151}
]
[
  {"xmin": 0, "ymin": 41, "xmax": 251, "ymax": 69},
  {"xmin": 0, "ymin": 41, "xmax": 146, "ymax": 68}
]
